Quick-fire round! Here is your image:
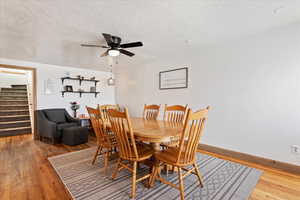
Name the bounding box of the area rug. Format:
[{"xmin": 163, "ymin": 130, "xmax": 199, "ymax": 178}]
[{"xmin": 48, "ymin": 147, "xmax": 262, "ymax": 200}]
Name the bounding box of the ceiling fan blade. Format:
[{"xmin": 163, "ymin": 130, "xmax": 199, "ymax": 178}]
[
  {"xmin": 81, "ymin": 44, "xmax": 108, "ymax": 48},
  {"xmin": 100, "ymin": 50, "xmax": 108, "ymax": 57},
  {"xmin": 102, "ymin": 33, "xmax": 113, "ymax": 45},
  {"xmin": 120, "ymin": 42, "xmax": 143, "ymax": 48},
  {"xmin": 119, "ymin": 49, "xmax": 135, "ymax": 57}
]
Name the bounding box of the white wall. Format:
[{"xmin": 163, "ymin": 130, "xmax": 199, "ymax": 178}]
[
  {"xmin": 115, "ymin": 24, "xmax": 300, "ymax": 166},
  {"xmin": 0, "ymin": 58, "xmax": 116, "ymax": 115},
  {"xmin": 0, "ymin": 70, "xmax": 27, "ymax": 88}
]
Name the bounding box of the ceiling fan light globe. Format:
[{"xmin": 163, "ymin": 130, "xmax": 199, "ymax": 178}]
[
  {"xmin": 107, "ymin": 77, "xmax": 115, "ymax": 86},
  {"xmin": 108, "ymin": 49, "xmax": 120, "ymax": 57}
]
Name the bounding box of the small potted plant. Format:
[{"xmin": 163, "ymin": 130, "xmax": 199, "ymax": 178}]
[{"xmin": 70, "ymin": 102, "xmax": 80, "ymax": 118}]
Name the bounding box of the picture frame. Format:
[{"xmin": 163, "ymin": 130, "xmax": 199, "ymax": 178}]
[
  {"xmin": 44, "ymin": 78, "xmax": 55, "ymax": 95},
  {"xmin": 159, "ymin": 67, "xmax": 188, "ymax": 90},
  {"xmin": 64, "ymin": 85, "xmax": 73, "ymax": 92}
]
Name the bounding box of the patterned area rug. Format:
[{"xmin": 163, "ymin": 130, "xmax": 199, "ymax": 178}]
[{"xmin": 48, "ymin": 147, "xmax": 262, "ymax": 200}]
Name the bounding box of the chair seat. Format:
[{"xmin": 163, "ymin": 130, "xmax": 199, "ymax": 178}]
[
  {"xmin": 124, "ymin": 143, "xmax": 154, "ymax": 161},
  {"xmin": 155, "ymin": 146, "xmax": 195, "ymax": 167}
]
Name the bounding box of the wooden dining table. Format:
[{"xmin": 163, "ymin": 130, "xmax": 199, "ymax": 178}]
[
  {"xmin": 131, "ymin": 118, "xmax": 183, "ymax": 150},
  {"xmin": 105, "ymin": 117, "xmax": 183, "ymax": 151}
]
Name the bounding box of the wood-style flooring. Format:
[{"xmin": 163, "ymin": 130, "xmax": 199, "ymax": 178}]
[{"xmin": 0, "ymin": 135, "xmax": 299, "ymax": 200}]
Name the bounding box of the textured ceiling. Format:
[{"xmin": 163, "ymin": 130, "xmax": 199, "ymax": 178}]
[{"xmin": 1, "ymin": 0, "xmax": 300, "ymax": 71}]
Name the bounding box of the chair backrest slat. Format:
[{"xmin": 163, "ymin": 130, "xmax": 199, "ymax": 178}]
[
  {"xmin": 176, "ymin": 106, "xmax": 210, "ymax": 165},
  {"xmin": 163, "ymin": 104, "xmax": 188, "ymax": 124},
  {"xmin": 108, "ymin": 108, "xmax": 139, "ymax": 160},
  {"xmin": 143, "ymin": 104, "xmax": 160, "ymax": 120}
]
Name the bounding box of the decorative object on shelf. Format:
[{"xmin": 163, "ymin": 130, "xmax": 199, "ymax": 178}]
[
  {"xmin": 64, "ymin": 71, "xmax": 70, "ymax": 78},
  {"xmin": 77, "ymin": 75, "xmax": 81, "ymax": 79},
  {"xmin": 64, "ymin": 85, "xmax": 73, "ymax": 92},
  {"xmin": 81, "ymin": 76, "xmax": 85, "ymax": 80},
  {"xmin": 159, "ymin": 67, "xmax": 188, "ymax": 90},
  {"xmin": 70, "ymin": 102, "xmax": 80, "ymax": 118},
  {"xmin": 90, "ymin": 86, "xmax": 96, "ymax": 92},
  {"xmin": 90, "ymin": 77, "xmax": 95, "ymax": 80}
]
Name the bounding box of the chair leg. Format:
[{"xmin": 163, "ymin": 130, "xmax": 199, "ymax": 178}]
[
  {"xmin": 149, "ymin": 164, "xmax": 159, "ymax": 187},
  {"xmin": 177, "ymin": 167, "xmax": 185, "ymax": 200},
  {"xmin": 193, "ymin": 163, "xmax": 204, "ymax": 187},
  {"xmin": 131, "ymin": 161, "xmax": 137, "ymax": 199},
  {"xmin": 164, "ymin": 164, "xmax": 169, "ymax": 176},
  {"xmin": 104, "ymin": 151, "xmax": 109, "ymax": 174},
  {"xmin": 171, "ymin": 165, "xmax": 175, "ymax": 173},
  {"xmin": 112, "ymin": 158, "xmax": 121, "ymax": 179},
  {"xmin": 92, "ymin": 146, "xmax": 102, "ymax": 165}
]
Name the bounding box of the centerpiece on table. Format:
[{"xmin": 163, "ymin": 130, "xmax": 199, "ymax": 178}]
[{"xmin": 70, "ymin": 102, "xmax": 80, "ymax": 118}]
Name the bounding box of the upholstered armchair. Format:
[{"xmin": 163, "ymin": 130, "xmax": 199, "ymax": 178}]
[{"xmin": 36, "ymin": 108, "xmax": 81, "ymax": 143}]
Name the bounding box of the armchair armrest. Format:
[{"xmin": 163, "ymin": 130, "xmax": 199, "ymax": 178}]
[
  {"xmin": 65, "ymin": 110, "xmax": 81, "ymax": 125},
  {"xmin": 36, "ymin": 110, "xmax": 58, "ymax": 139}
]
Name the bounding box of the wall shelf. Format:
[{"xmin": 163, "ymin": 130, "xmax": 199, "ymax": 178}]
[
  {"xmin": 61, "ymin": 77, "xmax": 99, "ymax": 86},
  {"xmin": 61, "ymin": 91, "xmax": 100, "ymax": 98}
]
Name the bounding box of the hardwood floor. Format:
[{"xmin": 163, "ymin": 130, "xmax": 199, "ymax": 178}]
[{"xmin": 0, "ymin": 135, "xmax": 299, "ymax": 200}]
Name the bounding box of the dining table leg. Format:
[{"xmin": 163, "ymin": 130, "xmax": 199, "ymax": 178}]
[
  {"xmin": 148, "ymin": 142, "xmax": 161, "ymax": 187},
  {"xmin": 151, "ymin": 142, "xmax": 161, "ymax": 152}
]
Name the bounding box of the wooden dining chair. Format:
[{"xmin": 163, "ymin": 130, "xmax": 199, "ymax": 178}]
[
  {"xmin": 162, "ymin": 104, "xmax": 188, "ymax": 148},
  {"xmin": 86, "ymin": 106, "xmax": 118, "ymax": 173},
  {"xmin": 143, "ymin": 104, "xmax": 160, "ymax": 120},
  {"xmin": 163, "ymin": 104, "xmax": 188, "ymax": 123},
  {"xmin": 107, "ymin": 108, "xmax": 154, "ymax": 199},
  {"xmin": 150, "ymin": 106, "xmax": 210, "ymax": 200}
]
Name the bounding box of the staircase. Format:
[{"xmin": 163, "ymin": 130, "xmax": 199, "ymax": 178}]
[{"xmin": 0, "ymin": 85, "xmax": 32, "ymax": 137}]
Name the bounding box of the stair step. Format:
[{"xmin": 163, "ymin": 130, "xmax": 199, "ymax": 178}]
[
  {"xmin": 0, "ymin": 115, "xmax": 30, "ymax": 122},
  {"xmin": 0, "ymin": 126, "xmax": 31, "ymax": 137},
  {"xmin": 0, "ymin": 94, "xmax": 28, "ymax": 97},
  {"xmin": 0, "ymin": 96, "xmax": 28, "ymax": 100},
  {"xmin": 0, "ymin": 100, "xmax": 28, "ymax": 105},
  {"xmin": 0, "ymin": 120, "xmax": 31, "ymax": 129},
  {"xmin": 0, "ymin": 91, "xmax": 27, "ymax": 95},
  {"xmin": 0, "ymin": 105, "xmax": 29, "ymax": 110},
  {"xmin": 1, "ymin": 88, "xmax": 27, "ymax": 92},
  {"xmin": 11, "ymin": 85, "xmax": 27, "ymax": 89},
  {"xmin": 0, "ymin": 110, "xmax": 30, "ymax": 116}
]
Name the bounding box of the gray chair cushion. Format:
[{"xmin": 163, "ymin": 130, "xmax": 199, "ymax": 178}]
[
  {"xmin": 44, "ymin": 110, "xmax": 67, "ymax": 123},
  {"xmin": 57, "ymin": 122, "xmax": 78, "ymax": 131}
]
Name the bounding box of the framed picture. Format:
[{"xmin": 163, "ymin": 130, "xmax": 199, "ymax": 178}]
[
  {"xmin": 44, "ymin": 78, "xmax": 55, "ymax": 95},
  {"xmin": 159, "ymin": 67, "xmax": 188, "ymax": 90},
  {"xmin": 64, "ymin": 85, "xmax": 73, "ymax": 92}
]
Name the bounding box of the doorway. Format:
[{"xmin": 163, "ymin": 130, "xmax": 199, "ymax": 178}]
[{"xmin": 0, "ymin": 64, "xmax": 37, "ymax": 139}]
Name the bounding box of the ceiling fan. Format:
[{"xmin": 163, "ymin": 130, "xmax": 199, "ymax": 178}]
[{"xmin": 81, "ymin": 33, "xmax": 143, "ymax": 57}]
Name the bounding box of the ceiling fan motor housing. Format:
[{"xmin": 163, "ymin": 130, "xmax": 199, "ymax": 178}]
[{"xmin": 111, "ymin": 36, "xmax": 121, "ymax": 47}]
